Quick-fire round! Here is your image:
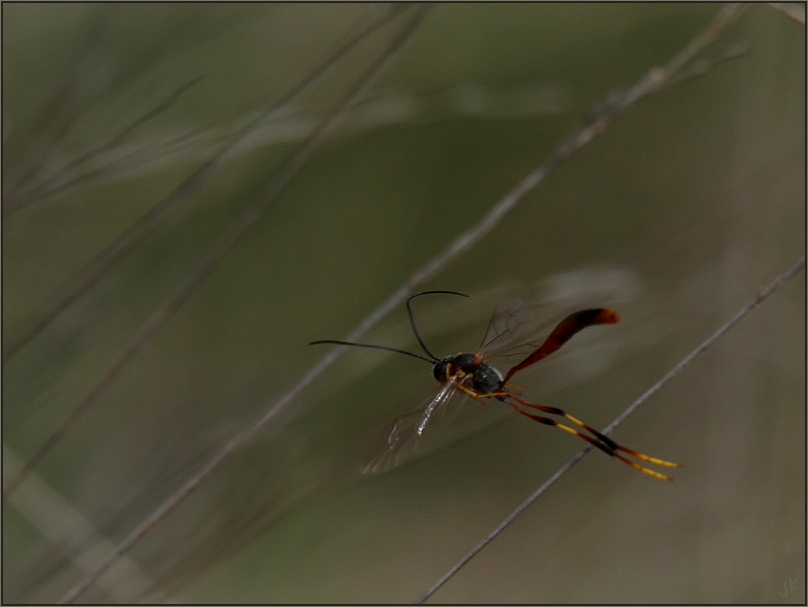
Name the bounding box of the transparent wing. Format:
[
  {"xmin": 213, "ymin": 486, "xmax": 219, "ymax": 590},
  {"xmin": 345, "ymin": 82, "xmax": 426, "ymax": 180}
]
[
  {"xmin": 363, "ymin": 278, "xmax": 637, "ymax": 475},
  {"xmin": 479, "ymin": 298, "xmax": 520, "ymax": 351},
  {"xmin": 478, "ymin": 297, "xmax": 549, "ymax": 360},
  {"xmin": 361, "ymin": 377, "xmax": 489, "ymax": 475}
]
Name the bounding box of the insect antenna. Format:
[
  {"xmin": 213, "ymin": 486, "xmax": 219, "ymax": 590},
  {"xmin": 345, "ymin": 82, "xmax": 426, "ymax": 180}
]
[
  {"xmin": 309, "ymin": 340, "xmax": 436, "ymax": 363},
  {"xmin": 310, "ymin": 290, "xmax": 468, "ymax": 364},
  {"xmin": 405, "ymin": 290, "xmax": 469, "ymax": 360}
]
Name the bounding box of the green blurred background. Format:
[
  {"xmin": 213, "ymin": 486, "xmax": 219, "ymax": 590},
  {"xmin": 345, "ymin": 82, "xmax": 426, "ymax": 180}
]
[{"xmin": 3, "ymin": 4, "xmax": 804, "ymax": 603}]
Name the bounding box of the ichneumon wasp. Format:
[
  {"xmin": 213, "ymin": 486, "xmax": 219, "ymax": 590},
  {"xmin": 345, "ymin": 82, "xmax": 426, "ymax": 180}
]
[{"xmin": 311, "ymin": 290, "xmax": 681, "ymax": 480}]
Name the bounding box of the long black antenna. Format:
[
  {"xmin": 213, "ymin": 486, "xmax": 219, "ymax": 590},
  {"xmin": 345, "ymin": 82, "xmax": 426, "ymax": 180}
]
[
  {"xmin": 309, "ymin": 339, "xmax": 435, "ymax": 363},
  {"xmin": 406, "ymin": 290, "xmax": 469, "ymax": 360},
  {"xmin": 310, "ymin": 290, "xmax": 469, "ymax": 364}
]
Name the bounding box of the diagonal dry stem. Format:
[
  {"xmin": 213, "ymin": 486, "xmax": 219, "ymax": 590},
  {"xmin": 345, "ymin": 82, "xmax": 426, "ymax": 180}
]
[
  {"xmin": 47, "ymin": 3, "xmax": 754, "ymax": 602},
  {"xmin": 6, "ymin": 76, "xmax": 206, "ymax": 213},
  {"xmin": 51, "ymin": 7, "xmax": 433, "ymax": 602},
  {"xmin": 416, "ymin": 256, "xmax": 805, "ymax": 604},
  {"xmin": 2, "ymin": 5, "xmax": 408, "ymax": 361},
  {"xmin": 4, "ymin": 6, "xmax": 428, "ymax": 497},
  {"xmin": 767, "ymin": 2, "xmax": 806, "ymax": 25}
]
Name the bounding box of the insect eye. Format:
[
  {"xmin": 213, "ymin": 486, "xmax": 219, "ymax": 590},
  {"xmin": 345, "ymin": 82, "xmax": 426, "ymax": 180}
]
[{"xmin": 432, "ymin": 362, "xmax": 448, "ymax": 382}]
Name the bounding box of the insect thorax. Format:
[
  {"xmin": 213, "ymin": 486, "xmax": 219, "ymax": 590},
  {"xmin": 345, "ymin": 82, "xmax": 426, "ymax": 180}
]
[{"xmin": 432, "ymin": 353, "xmax": 504, "ymax": 395}]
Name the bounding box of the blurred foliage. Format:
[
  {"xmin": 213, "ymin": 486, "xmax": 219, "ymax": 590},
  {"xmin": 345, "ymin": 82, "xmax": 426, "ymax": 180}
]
[{"xmin": 3, "ymin": 3, "xmax": 805, "ymax": 604}]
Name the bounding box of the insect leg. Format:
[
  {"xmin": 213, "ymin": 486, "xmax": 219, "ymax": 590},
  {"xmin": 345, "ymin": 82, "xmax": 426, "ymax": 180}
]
[
  {"xmin": 508, "ymin": 395, "xmax": 681, "ymax": 469},
  {"xmin": 505, "ymin": 400, "xmax": 675, "ymax": 481}
]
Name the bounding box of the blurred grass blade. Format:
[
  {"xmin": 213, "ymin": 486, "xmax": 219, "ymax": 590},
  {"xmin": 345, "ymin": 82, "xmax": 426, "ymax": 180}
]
[
  {"xmin": 53, "ymin": 7, "xmax": 433, "ymax": 602},
  {"xmin": 417, "ymin": 256, "xmax": 805, "ymax": 604},
  {"xmin": 2, "ymin": 5, "xmax": 408, "ymax": 361}
]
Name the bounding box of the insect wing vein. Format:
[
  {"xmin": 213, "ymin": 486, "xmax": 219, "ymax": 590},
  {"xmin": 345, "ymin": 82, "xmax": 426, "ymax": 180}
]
[
  {"xmin": 415, "ymin": 381, "xmax": 456, "ymax": 436},
  {"xmin": 478, "ymin": 298, "xmax": 534, "ymax": 356},
  {"xmin": 361, "ymin": 380, "xmax": 468, "ymax": 474}
]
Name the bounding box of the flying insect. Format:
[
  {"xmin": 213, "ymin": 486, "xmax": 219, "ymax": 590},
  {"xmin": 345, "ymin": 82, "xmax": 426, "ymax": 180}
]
[{"xmin": 311, "ymin": 291, "xmax": 681, "ymax": 479}]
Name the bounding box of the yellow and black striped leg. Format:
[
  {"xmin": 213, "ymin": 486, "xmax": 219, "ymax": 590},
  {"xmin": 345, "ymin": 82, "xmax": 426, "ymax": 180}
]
[{"xmin": 505, "ymin": 397, "xmax": 681, "ymax": 481}]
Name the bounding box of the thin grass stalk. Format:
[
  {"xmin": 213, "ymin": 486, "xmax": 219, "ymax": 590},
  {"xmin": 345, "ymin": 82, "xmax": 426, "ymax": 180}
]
[
  {"xmin": 417, "ymin": 256, "xmax": 806, "ymax": 603},
  {"xmin": 2, "ymin": 5, "xmax": 408, "ymax": 361},
  {"xmin": 4, "ymin": 6, "xmax": 426, "ymax": 496},
  {"xmin": 53, "ymin": 3, "xmax": 754, "ymax": 603},
  {"xmin": 54, "ymin": 7, "xmax": 434, "ymax": 601}
]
